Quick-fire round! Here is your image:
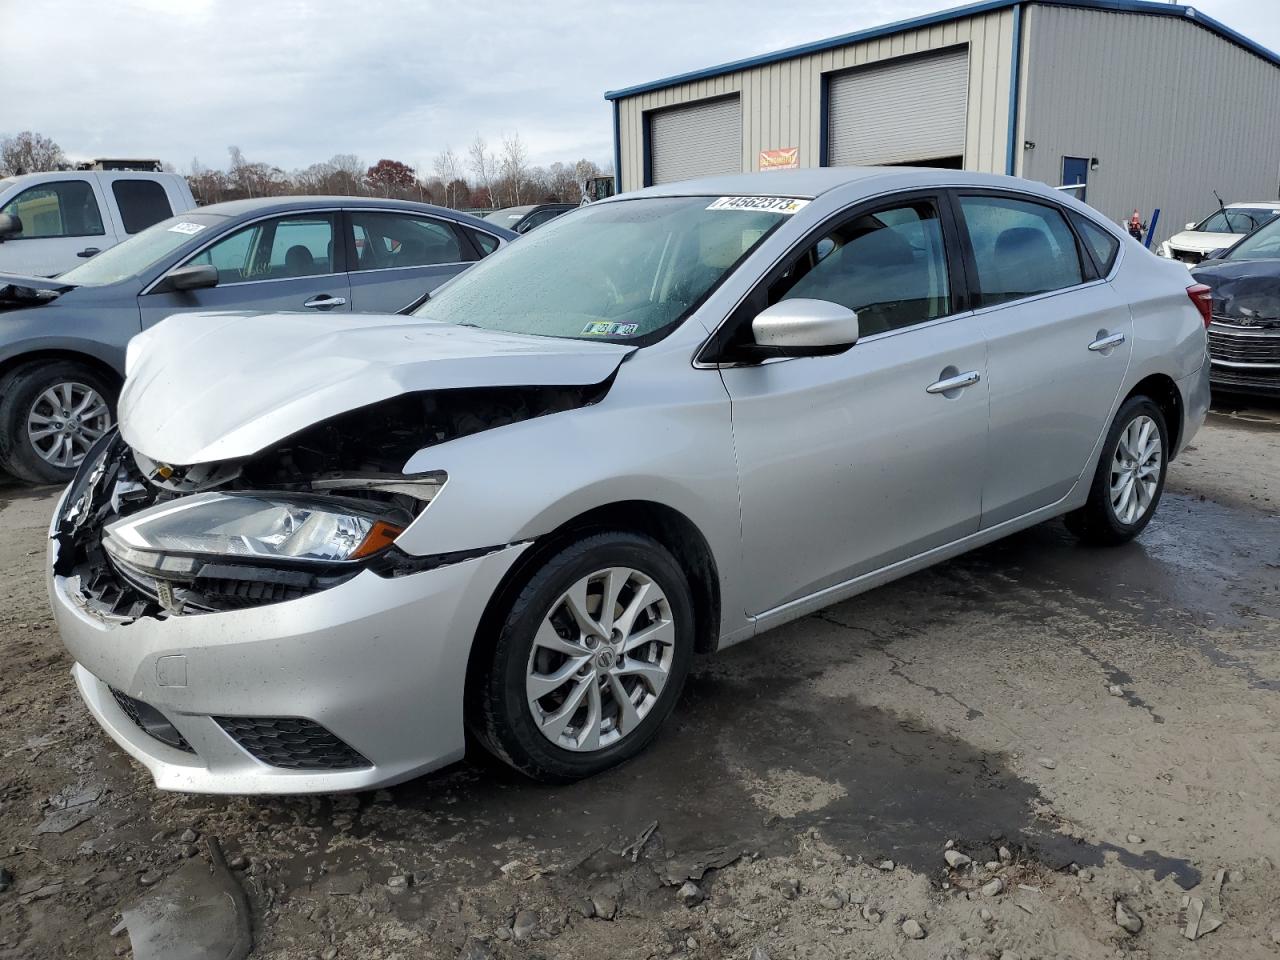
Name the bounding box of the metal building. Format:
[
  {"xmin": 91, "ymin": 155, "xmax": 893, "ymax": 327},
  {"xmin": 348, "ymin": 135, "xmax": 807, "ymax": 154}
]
[{"xmin": 605, "ymin": 0, "xmax": 1280, "ymax": 243}]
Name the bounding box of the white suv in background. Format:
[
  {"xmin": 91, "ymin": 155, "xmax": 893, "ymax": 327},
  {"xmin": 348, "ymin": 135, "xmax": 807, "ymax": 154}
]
[
  {"xmin": 0, "ymin": 170, "xmax": 196, "ymax": 277},
  {"xmin": 1158, "ymin": 201, "xmax": 1280, "ymax": 266}
]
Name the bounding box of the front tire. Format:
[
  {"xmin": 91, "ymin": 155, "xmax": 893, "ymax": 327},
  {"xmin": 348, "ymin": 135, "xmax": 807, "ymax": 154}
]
[
  {"xmin": 469, "ymin": 531, "xmax": 694, "ymax": 783},
  {"xmin": 1065, "ymin": 396, "xmax": 1168, "ymax": 546},
  {"xmin": 0, "ymin": 360, "xmax": 117, "ymax": 485}
]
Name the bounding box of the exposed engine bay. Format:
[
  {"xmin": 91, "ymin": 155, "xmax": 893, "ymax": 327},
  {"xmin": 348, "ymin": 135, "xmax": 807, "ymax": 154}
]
[{"xmin": 53, "ymin": 383, "xmax": 609, "ymax": 622}]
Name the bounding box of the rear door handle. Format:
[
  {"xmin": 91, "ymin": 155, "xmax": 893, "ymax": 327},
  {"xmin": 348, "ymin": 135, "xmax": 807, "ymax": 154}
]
[
  {"xmin": 76, "ymin": 247, "xmax": 100, "ymax": 258},
  {"xmin": 1088, "ymin": 332, "xmax": 1125, "ymax": 352},
  {"xmin": 303, "ymin": 295, "xmax": 346, "ymax": 309},
  {"xmin": 926, "ymin": 370, "xmax": 982, "ymax": 394}
]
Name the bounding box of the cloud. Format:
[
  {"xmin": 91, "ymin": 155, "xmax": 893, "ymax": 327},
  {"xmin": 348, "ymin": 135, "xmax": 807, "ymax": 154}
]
[{"xmin": 4, "ymin": 0, "xmax": 1276, "ymax": 174}]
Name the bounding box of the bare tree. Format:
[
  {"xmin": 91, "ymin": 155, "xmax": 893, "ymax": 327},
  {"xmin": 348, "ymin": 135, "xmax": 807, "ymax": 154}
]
[
  {"xmin": 328, "ymin": 153, "xmax": 365, "ymax": 195},
  {"xmin": 0, "ymin": 131, "xmax": 67, "ymax": 175},
  {"xmin": 499, "ymin": 132, "xmax": 530, "ymax": 206},
  {"xmin": 468, "ymin": 135, "xmax": 499, "ymax": 210},
  {"xmin": 433, "ymin": 147, "xmax": 464, "ymax": 208}
]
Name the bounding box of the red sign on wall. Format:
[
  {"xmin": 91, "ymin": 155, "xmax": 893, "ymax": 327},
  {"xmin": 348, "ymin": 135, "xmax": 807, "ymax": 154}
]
[{"xmin": 759, "ymin": 147, "xmax": 800, "ymax": 170}]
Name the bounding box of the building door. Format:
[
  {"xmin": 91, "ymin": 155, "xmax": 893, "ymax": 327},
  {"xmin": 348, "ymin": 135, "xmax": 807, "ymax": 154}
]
[
  {"xmin": 647, "ymin": 96, "xmax": 742, "ymax": 185},
  {"xmin": 1061, "ymin": 156, "xmax": 1089, "ymax": 202},
  {"xmin": 826, "ymin": 48, "xmax": 969, "ymax": 167}
]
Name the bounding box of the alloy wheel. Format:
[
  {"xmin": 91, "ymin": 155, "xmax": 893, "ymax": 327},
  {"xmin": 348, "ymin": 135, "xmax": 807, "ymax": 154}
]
[
  {"xmin": 26, "ymin": 381, "xmax": 112, "ymax": 470},
  {"xmin": 525, "ymin": 566, "xmax": 675, "ymax": 752},
  {"xmin": 1109, "ymin": 414, "xmax": 1162, "ymax": 526}
]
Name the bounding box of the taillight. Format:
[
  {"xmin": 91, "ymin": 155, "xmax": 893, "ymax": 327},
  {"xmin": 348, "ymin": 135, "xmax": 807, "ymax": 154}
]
[{"xmin": 1186, "ymin": 284, "xmax": 1213, "ymax": 328}]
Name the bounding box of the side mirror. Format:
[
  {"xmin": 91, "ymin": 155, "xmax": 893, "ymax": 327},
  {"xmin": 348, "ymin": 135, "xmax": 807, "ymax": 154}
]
[
  {"xmin": 157, "ymin": 263, "xmax": 219, "ymax": 293},
  {"xmin": 748, "ymin": 299, "xmax": 859, "ymax": 358},
  {"xmin": 0, "ymin": 213, "xmax": 21, "ymax": 241},
  {"xmin": 1185, "ymin": 222, "xmax": 1197, "ymax": 230}
]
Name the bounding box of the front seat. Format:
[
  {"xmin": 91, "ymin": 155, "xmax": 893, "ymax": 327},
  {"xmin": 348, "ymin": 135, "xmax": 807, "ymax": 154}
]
[{"xmin": 284, "ymin": 244, "xmax": 314, "ymax": 277}]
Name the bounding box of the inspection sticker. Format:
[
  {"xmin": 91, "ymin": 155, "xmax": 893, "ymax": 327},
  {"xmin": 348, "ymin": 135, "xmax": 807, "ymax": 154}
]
[
  {"xmin": 707, "ymin": 196, "xmax": 810, "ymax": 214},
  {"xmin": 167, "ymin": 222, "xmax": 207, "ymax": 235},
  {"xmin": 581, "ymin": 321, "xmax": 639, "ymax": 337}
]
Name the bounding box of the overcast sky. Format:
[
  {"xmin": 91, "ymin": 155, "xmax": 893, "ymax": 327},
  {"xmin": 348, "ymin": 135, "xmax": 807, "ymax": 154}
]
[{"xmin": 4, "ymin": 0, "xmax": 1278, "ymax": 175}]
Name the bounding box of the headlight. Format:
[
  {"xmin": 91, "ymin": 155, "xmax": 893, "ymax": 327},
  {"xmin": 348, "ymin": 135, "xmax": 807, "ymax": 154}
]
[{"xmin": 103, "ymin": 491, "xmax": 411, "ymax": 573}]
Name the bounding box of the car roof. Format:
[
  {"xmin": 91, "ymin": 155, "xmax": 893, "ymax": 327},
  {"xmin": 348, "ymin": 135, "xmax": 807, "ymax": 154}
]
[
  {"xmin": 619, "ymin": 167, "xmax": 1062, "ymax": 201},
  {"xmin": 197, "ymin": 196, "xmax": 511, "ymax": 234},
  {"xmin": 1225, "ymin": 201, "xmax": 1280, "ymax": 209}
]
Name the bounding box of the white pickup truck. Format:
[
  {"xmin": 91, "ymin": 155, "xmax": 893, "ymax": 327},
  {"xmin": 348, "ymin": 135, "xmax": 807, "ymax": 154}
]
[{"xmin": 0, "ymin": 170, "xmax": 196, "ymax": 277}]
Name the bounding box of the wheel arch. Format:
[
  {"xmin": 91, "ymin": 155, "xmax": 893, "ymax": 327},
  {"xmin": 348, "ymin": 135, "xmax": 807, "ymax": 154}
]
[
  {"xmin": 1123, "ymin": 373, "xmax": 1182, "ymax": 457},
  {"xmin": 465, "ymin": 499, "xmax": 722, "ymax": 709},
  {"xmin": 0, "ymin": 348, "xmax": 124, "ymax": 395}
]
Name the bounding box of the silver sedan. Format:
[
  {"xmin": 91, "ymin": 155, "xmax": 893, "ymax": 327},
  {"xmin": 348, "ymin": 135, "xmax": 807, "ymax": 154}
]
[{"xmin": 49, "ymin": 168, "xmax": 1210, "ymax": 793}]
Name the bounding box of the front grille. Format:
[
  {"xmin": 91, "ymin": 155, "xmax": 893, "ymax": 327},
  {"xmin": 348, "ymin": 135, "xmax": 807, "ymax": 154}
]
[
  {"xmin": 214, "ymin": 716, "xmax": 370, "ymax": 770},
  {"xmin": 1210, "ymin": 367, "xmax": 1280, "ymax": 393},
  {"xmin": 109, "ymin": 688, "xmax": 196, "ymax": 753},
  {"xmin": 1171, "ymin": 249, "xmax": 1203, "ymax": 265},
  {"xmin": 1208, "ymin": 328, "xmax": 1280, "ymax": 365}
]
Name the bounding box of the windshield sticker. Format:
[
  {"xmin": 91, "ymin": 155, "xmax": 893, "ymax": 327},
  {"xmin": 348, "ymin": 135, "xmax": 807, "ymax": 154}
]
[
  {"xmin": 581, "ymin": 321, "xmax": 639, "ymax": 337},
  {"xmin": 167, "ymin": 222, "xmax": 207, "ymax": 235},
  {"xmin": 707, "ymin": 196, "xmax": 810, "ymax": 215}
]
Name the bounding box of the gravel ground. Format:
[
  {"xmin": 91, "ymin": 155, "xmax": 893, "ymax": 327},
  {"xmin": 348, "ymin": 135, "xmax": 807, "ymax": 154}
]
[{"xmin": 1, "ymin": 399, "xmax": 1278, "ymax": 960}]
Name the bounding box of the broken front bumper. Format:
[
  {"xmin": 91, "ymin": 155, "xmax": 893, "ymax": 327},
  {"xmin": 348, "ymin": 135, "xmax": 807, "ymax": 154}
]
[{"xmin": 50, "ymin": 530, "xmax": 527, "ymax": 794}]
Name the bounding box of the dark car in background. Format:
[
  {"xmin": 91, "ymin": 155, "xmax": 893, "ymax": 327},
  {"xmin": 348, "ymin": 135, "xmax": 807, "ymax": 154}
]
[
  {"xmin": 1192, "ymin": 215, "xmax": 1280, "ymax": 396},
  {"xmin": 0, "ymin": 197, "xmax": 513, "ymax": 483},
  {"xmin": 484, "ymin": 202, "xmax": 576, "ymax": 235}
]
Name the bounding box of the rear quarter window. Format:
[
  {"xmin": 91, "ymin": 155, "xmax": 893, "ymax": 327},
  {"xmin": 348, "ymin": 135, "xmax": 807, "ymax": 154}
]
[
  {"xmin": 1070, "ymin": 212, "xmax": 1121, "ymax": 275},
  {"xmin": 112, "ymin": 180, "xmax": 173, "ymax": 234}
]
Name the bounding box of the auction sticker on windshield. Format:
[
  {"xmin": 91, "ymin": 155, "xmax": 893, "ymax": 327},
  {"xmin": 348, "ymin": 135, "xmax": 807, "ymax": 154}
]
[
  {"xmin": 168, "ymin": 222, "xmax": 207, "ymax": 235},
  {"xmin": 582, "ymin": 321, "xmax": 639, "ymax": 337},
  {"xmin": 707, "ymin": 197, "xmax": 810, "ymax": 214}
]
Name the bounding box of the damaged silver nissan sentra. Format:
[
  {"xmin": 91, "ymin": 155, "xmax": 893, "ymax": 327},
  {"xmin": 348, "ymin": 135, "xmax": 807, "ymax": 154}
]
[{"xmin": 49, "ymin": 168, "xmax": 1210, "ymax": 793}]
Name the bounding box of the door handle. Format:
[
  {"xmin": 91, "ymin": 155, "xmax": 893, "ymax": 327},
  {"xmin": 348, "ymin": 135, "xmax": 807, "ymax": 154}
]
[
  {"xmin": 926, "ymin": 370, "xmax": 982, "ymax": 394},
  {"xmin": 76, "ymin": 247, "xmax": 100, "ymax": 258},
  {"xmin": 303, "ymin": 295, "xmax": 346, "ymax": 309},
  {"xmin": 1088, "ymin": 332, "xmax": 1125, "ymax": 352}
]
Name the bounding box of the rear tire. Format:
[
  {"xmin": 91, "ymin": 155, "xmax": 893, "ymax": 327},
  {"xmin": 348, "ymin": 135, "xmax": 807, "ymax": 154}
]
[
  {"xmin": 469, "ymin": 531, "xmax": 694, "ymax": 783},
  {"xmin": 0, "ymin": 360, "xmax": 117, "ymax": 485},
  {"xmin": 1065, "ymin": 396, "xmax": 1168, "ymax": 546}
]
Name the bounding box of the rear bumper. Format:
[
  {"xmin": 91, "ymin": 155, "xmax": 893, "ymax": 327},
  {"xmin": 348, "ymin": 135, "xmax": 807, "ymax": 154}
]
[
  {"xmin": 52, "ymin": 537, "xmax": 528, "ymax": 794},
  {"xmin": 1176, "ymin": 355, "xmax": 1211, "ymax": 455}
]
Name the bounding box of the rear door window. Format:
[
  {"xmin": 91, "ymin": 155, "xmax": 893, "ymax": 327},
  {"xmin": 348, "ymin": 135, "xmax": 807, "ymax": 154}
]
[
  {"xmin": 0, "ymin": 180, "xmax": 105, "ymax": 238},
  {"xmin": 958, "ymin": 195, "xmax": 1084, "ymax": 307},
  {"xmin": 348, "ymin": 211, "xmax": 470, "ymax": 270},
  {"xmin": 111, "ymin": 180, "xmax": 173, "ymax": 234}
]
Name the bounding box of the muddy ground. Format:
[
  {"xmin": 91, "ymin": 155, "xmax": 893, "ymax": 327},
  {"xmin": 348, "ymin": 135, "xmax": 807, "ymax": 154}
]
[{"xmin": 1, "ymin": 399, "xmax": 1278, "ymax": 960}]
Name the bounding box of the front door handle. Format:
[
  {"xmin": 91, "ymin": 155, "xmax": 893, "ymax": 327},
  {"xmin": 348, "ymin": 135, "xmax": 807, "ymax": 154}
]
[
  {"xmin": 76, "ymin": 247, "xmax": 100, "ymax": 258},
  {"xmin": 926, "ymin": 370, "xmax": 982, "ymax": 395},
  {"xmin": 303, "ymin": 295, "xmax": 346, "ymax": 309},
  {"xmin": 1088, "ymin": 332, "xmax": 1126, "ymax": 352}
]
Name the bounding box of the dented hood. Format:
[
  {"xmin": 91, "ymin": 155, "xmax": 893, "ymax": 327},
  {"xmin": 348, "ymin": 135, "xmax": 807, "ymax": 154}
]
[
  {"xmin": 119, "ymin": 311, "xmax": 634, "ymax": 465},
  {"xmin": 1192, "ymin": 259, "xmax": 1280, "ymax": 324}
]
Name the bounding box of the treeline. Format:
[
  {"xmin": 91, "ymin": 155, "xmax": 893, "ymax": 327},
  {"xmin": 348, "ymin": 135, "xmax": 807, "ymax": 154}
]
[{"xmin": 1, "ymin": 131, "xmax": 610, "ymax": 212}]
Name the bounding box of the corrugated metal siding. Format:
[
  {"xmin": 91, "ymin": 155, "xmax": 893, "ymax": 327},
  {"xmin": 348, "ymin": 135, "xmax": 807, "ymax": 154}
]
[
  {"xmin": 614, "ymin": 9, "xmax": 1016, "ymax": 191},
  {"xmin": 1019, "ymin": 4, "xmax": 1280, "ymax": 245},
  {"xmin": 649, "ymin": 97, "xmax": 743, "ymax": 184},
  {"xmin": 828, "ymin": 48, "xmax": 969, "ymax": 165}
]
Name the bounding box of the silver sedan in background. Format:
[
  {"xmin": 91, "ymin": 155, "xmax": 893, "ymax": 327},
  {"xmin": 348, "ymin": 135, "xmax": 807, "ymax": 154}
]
[{"xmin": 49, "ymin": 168, "xmax": 1210, "ymax": 793}]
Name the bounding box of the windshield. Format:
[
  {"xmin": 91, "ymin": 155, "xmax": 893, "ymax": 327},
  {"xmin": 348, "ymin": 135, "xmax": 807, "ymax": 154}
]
[
  {"xmin": 413, "ymin": 196, "xmax": 793, "ymax": 342},
  {"xmin": 1224, "ymin": 216, "xmax": 1280, "ymax": 261},
  {"xmin": 58, "ymin": 213, "xmax": 226, "ymax": 285},
  {"xmin": 1196, "ymin": 208, "xmax": 1277, "ymax": 235}
]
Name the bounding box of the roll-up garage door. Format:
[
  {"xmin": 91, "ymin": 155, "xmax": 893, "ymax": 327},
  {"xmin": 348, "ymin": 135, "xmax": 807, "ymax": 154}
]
[
  {"xmin": 827, "ymin": 48, "xmax": 969, "ymax": 166},
  {"xmin": 649, "ymin": 96, "xmax": 742, "ymax": 184}
]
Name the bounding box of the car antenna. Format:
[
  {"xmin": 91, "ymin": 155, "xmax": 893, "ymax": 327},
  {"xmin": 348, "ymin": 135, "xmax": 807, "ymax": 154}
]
[{"xmin": 1213, "ymin": 189, "xmax": 1226, "ymax": 214}]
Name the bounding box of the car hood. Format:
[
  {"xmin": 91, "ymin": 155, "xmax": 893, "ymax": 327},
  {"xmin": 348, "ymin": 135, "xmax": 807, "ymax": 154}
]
[
  {"xmin": 0, "ymin": 271, "xmax": 77, "ymax": 311},
  {"xmin": 1166, "ymin": 230, "xmax": 1237, "ymax": 254},
  {"xmin": 119, "ymin": 311, "xmax": 635, "ymax": 465},
  {"xmin": 1191, "ymin": 259, "xmax": 1280, "ymax": 326}
]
